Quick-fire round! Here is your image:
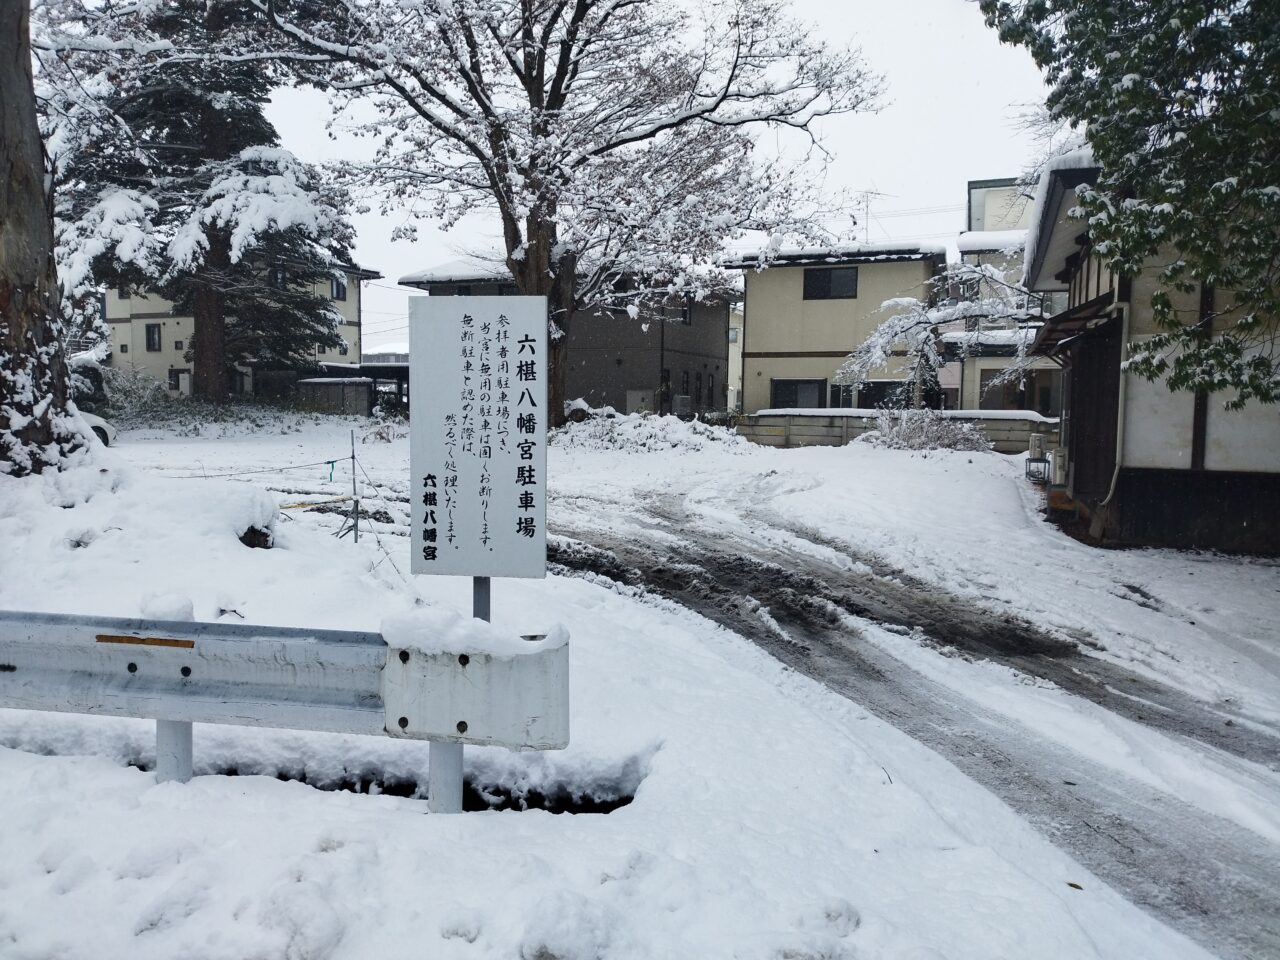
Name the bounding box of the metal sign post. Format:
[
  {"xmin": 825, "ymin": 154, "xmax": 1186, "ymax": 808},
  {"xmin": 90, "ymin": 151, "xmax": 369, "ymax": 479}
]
[{"xmin": 409, "ymin": 296, "xmax": 550, "ymax": 812}]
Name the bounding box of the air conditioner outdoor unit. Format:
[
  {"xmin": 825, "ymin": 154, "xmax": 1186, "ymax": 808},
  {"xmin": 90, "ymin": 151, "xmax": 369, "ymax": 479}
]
[
  {"xmin": 1049, "ymin": 448, "xmax": 1068, "ymax": 486},
  {"xmin": 672, "ymin": 394, "xmax": 693, "ymax": 416}
]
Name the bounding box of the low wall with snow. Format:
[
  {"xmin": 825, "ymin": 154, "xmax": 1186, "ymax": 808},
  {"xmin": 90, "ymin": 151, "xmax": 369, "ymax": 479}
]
[
  {"xmin": 297, "ymin": 378, "xmax": 374, "ymax": 416},
  {"xmin": 737, "ymin": 409, "xmax": 1060, "ymax": 454}
]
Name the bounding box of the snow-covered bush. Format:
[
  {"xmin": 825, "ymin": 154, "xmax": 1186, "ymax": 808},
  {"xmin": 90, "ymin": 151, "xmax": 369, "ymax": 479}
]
[
  {"xmin": 857, "ymin": 409, "xmax": 992, "ymax": 453},
  {"xmin": 101, "ymin": 365, "xmax": 174, "ymax": 423},
  {"xmin": 551, "ymin": 411, "xmax": 748, "ymax": 453}
]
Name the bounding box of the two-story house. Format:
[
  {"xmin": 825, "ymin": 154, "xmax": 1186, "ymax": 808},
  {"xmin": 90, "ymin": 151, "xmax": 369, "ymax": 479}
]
[
  {"xmin": 1026, "ymin": 155, "xmax": 1280, "ymax": 552},
  {"xmin": 725, "ymin": 243, "xmax": 946, "ymax": 413},
  {"xmin": 103, "ymin": 264, "xmax": 380, "ymax": 395},
  {"xmin": 399, "ymin": 260, "xmax": 731, "ymax": 415},
  {"xmin": 940, "ymin": 178, "xmax": 1064, "ymax": 415}
]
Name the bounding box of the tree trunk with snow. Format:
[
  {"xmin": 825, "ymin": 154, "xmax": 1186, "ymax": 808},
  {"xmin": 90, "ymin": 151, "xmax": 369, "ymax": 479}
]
[
  {"xmin": 506, "ymin": 221, "xmax": 576, "ymax": 425},
  {"xmin": 0, "ymin": 2, "xmax": 80, "ymax": 476},
  {"xmin": 191, "ymin": 230, "xmax": 231, "ymax": 401}
]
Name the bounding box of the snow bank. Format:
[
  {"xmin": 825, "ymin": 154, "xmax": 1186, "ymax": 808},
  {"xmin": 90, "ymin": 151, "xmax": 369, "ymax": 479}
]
[
  {"xmin": 382, "ymin": 607, "xmax": 567, "ymax": 657},
  {"xmin": 755, "ymin": 407, "xmax": 1059, "ymax": 424},
  {"xmin": 551, "ymin": 411, "xmax": 749, "ymax": 453}
]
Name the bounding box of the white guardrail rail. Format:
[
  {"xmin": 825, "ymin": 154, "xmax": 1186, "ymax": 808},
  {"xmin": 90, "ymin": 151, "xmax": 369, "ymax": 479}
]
[{"xmin": 0, "ymin": 610, "xmax": 569, "ymax": 812}]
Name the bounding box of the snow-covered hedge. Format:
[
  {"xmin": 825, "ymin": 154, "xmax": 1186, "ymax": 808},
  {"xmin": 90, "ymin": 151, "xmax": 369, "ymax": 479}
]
[{"xmin": 856, "ymin": 409, "xmax": 993, "ymax": 453}]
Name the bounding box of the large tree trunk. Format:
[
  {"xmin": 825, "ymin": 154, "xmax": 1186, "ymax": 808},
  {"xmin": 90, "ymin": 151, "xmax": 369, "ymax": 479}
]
[
  {"xmin": 191, "ymin": 230, "xmax": 230, "ymax": 401},
  {"xmin": 0, "ymin": 2, "xmax": 80, "ymax": 476},
  {"xmin": 507, "ymin": 220, "xmax": 575, "ymax": 427}
]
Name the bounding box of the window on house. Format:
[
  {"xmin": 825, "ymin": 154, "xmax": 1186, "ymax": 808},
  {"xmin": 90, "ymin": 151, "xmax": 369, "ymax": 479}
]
[
  {"xmin": 118, "ymin": 286, "xmax": 130, "ymax": 300},
  {"xmin": 174, "ymin": 340, "xmax": 183, "ymax": 351},
  {"xmin": 331, "ymin": 276, "xmax": 348, "ymax": 301},
  {"xmin": 457, "ymin": 284, "xmax": 473, "ymax": 296},
  {"xmin": 145, "ymin": 324, "xmax": 162, "ymax": 352},
  {"xmin": 708, "ymin": 374, "xmax": 715, "ymax": 404},
  {"xmin": 829, "ymin": 384, "xmax": 857, "ymax": 408},
  {"xmin": 681, "ymin": 371, "xmax": 690, "ymax": 395},
  {"xmin": 681, "ymin": 303, "xmax": 692, "ymax": 325},
  {"xmin": 339, "ymin": 343, "xmax": 349, "ymax": 356},
  {"xmin": 728, "ymin": 327, "xmax": 739, "ymax": 343},
  {"xmin": 270, "ymin": 265, "xmax": 286, "ymax": 288},
  {"xmin": 770, "ymin": 378, "xmax": 825, "ymax": 409},
  {"xmin": 803, "ymin": 267, "xmax": 858, "ymax": 300},
  {"xmin": 119, "ymin": 343, "xmax": 128, "ymax": 354},
  {"xmin": 318, "ymin": 344, "xmax": 326, "ymax": 355},
  {"xmin": 695, "ymin": 372, "xmax": 703, "ymax": 405}
]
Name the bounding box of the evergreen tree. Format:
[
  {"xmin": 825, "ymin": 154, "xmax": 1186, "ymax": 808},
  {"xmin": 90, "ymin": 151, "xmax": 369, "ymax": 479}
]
[
  {"xmin": 52, "ymin": 0, "xmax": 354, "ymax": 402},
  {"xmin": 1, "ymin": 1, "xmax": 83, "ymax": 476},
  {"xmin": 980, "ymin": 0, "xmax": 1280, "ymax": 408}
]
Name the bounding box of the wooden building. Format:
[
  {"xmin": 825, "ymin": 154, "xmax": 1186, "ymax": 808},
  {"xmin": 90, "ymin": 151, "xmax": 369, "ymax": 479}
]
[{"xmin": 1026, "ymin": 158, "xmax": 1280, "ymax": 553}]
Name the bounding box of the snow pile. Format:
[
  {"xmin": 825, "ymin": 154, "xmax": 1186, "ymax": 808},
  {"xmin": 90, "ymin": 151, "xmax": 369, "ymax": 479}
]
[
  {"xmin": 856, "ymin": 409, "xmax": 993, "ymax": 453},
  {"xmin": 383, "ymin": 607, "xmax": 567, "ymax": 657},
  {"xmin": 551, "ymin": 411, "xmax": 749, "ymax": 453}
]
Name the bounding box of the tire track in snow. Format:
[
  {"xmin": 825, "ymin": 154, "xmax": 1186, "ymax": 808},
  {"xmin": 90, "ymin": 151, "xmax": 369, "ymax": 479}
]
[{"xmin": 548, "ymin": 519, "xmax": 1280, "ymax": 960}]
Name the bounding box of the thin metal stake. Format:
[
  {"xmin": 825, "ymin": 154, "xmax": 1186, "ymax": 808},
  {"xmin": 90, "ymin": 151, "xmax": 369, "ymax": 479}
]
[
  {"xmin": 351, "ymin": 430, "xmax": 359, "ymax": 544},
  {"xmin": 428, "ymin": 576, "xmax": 489, "ymax": 813}
]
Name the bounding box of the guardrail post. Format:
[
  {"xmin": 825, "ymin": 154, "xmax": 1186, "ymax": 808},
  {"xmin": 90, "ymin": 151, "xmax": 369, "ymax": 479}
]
[
  {"xmin": 156, "ymin": 719, "xmax": 193, "ymax": 783},
  {"xmin": 428, "ymin": 576, "xmax": 489, "ymax": 813}
]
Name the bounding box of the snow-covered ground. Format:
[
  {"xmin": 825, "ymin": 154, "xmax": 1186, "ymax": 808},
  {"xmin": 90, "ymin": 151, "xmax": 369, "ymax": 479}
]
[{"xmin": 1, "ymin": 410, "xmax": 1276, "ymax": 959}]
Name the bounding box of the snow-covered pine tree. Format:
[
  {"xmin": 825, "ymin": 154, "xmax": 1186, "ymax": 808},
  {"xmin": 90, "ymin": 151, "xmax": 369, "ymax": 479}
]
[
  {"xmin": 254, "ymin": 0, "xmax": 881, "ymax": 422},
  {"xmin": 1, "ymin": 2, "xmax": 83, "ymax": 476},
  {"xmin": 49, "ymin": 0, "xmax": 354, "ymax": 402},
  {"xmin": 980, "ymin": 0, "xmax": 1280, "ymax": 409}
]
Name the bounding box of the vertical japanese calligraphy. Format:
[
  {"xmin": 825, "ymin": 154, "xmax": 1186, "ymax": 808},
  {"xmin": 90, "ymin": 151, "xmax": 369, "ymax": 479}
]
[{"xmin": 410, "ymin": 296, "xmax": 548, "ymax": 578}]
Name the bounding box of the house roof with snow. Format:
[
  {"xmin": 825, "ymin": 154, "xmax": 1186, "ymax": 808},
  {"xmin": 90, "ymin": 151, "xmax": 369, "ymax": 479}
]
[
  {"xmin": 722, "ymin": 241, "xmax": 947, "ymax": 271},
  {"xmin": 398, "ymin": 258, "xmax": 510, "ymax": 287},
  {"xmin": 1023, "ymin": 149, "xmax": 1100, "ymax": 292},
  {"xmin": 957, "ymin": 229, "xmax": 1026, "ymax": 255}
]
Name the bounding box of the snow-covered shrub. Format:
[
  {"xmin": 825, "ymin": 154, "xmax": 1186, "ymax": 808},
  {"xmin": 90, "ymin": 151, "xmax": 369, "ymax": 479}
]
[
  {"xmin": 101, "ymin": 365, "xmax": 174, "ymax": 422},
  {"xmin": 857, "ymin": 409, "xmax": 992, "ymax": 453},
  {"xmin": 551, "ymin": 410, "xmax": 748, "ymax": 453}
]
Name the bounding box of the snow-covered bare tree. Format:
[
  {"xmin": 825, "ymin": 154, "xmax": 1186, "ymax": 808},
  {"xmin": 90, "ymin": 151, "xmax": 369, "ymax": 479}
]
[
  {"xmin": 1, "ymin": 1, "xmax": 83, "ymax": 476},
  {"xmin": 255, "ymin": 0, "xmax": 881, "ymax": 420},
  {"xmin": 835, "ymin": 263, "xmax": 1044, "ymax": 406},
  {"xmin": 38, "ymin": 1, "xmax": 356, "ymax": 402}
]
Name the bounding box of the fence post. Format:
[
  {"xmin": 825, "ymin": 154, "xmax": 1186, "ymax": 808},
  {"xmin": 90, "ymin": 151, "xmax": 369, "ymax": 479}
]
[
  {"xmin": 155, "ymin": 719, "xmax": 193, "ymax": 783},
  {"xmin": 428, "ymin": 576, "xmax": 489, "ymax": 813},
  {"xmin": 351, "ymin": 431, "xmax": 361, "ymax": 544}
]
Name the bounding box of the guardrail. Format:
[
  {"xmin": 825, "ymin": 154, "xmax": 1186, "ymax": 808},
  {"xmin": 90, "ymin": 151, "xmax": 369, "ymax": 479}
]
[{"xmin": 0, "ymin": 610, "xmax": 569, "ymax": 812}]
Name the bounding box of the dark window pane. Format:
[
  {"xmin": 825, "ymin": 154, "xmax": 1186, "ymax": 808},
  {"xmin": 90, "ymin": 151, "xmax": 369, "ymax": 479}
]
[
  {"xmin": 829, "ymin": 268, "xmax": 858, "ymax": 298},
  {"xmin": 802, "ymin": 269, "xmax": 830, "ymax": 299},
  {"xmin": 803, "ymin": 267, "xmax": 857, "ymax": 300}
]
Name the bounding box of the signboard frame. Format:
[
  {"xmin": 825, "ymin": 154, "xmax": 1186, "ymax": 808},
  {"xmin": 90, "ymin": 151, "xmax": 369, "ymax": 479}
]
[{"xmin": 409, "ymin": 296, "xmax": 549, "ymax": 579}]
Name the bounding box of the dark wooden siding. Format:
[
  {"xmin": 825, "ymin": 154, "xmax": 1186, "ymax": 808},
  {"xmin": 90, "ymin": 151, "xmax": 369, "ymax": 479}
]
[{"xmin": 1066, "ymin": 317, "xmax": 1122, "ymax": 504}]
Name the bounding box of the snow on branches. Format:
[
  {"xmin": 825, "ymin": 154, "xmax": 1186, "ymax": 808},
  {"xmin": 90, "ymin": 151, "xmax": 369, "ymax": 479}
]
[
  {"xmin": 981, "ymin": 0, "xmax": 1280, "ymax": 408},
  {"xmin": 835, "ymin": 263, "xmax": 1044, "ymax": 400},
  {"xmin": 254, "ymin": 0, "xmax": 881, "ymax": 313}
]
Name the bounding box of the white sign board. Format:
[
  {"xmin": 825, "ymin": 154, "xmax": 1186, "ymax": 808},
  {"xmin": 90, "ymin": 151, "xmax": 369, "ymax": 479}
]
[{"xmin": 409, "ymin": 296, "xmax": 548, "ymax": 578}]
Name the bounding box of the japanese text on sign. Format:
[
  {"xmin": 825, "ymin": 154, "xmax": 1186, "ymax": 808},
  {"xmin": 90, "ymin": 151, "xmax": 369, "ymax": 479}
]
[{"xmin": 410, "ymin": 296, "xmax": 547, "ymax": 578}]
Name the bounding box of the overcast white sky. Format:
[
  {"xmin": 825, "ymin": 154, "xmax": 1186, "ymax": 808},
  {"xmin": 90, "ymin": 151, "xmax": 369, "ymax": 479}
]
[{"xmin": 264, "ymin": 0, "xmax": 1050, "ymax": 351}]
